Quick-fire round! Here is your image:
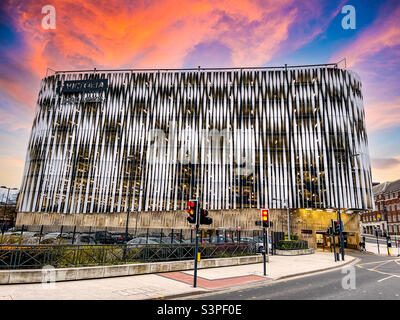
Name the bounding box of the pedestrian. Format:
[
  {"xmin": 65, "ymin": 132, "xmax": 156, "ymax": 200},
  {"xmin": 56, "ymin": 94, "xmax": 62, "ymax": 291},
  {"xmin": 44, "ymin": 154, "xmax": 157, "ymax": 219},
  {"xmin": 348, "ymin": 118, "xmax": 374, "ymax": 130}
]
[{"xmin": 359, "ymin": 237, "xmax": 366, "ymax": 252}]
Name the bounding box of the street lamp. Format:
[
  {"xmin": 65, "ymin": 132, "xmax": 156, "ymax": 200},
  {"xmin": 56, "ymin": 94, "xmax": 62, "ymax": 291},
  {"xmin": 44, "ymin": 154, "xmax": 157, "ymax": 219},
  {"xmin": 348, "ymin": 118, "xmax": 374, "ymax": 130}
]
[
  {"xmin": 273, "ymin": 198, "xmax": 290, "ymax": 240},
  {"xmin": 335, "ymin": 152, "xmax": 360, "ymax": 261}
]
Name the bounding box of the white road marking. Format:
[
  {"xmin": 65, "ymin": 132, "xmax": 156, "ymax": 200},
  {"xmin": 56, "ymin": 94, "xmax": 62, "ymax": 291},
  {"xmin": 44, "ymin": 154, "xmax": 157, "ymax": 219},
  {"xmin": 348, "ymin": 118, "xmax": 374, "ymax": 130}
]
[{"xmin": 377, "ymin": 275, "xmax": 394, "ymax": 283}]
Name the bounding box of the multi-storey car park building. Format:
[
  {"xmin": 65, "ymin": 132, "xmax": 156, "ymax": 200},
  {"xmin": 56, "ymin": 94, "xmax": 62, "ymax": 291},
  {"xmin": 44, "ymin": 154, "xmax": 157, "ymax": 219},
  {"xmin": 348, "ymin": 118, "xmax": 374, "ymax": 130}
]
[{"xmin": 17, "ymin": 63, "xmax": 374, "ymax": 248}]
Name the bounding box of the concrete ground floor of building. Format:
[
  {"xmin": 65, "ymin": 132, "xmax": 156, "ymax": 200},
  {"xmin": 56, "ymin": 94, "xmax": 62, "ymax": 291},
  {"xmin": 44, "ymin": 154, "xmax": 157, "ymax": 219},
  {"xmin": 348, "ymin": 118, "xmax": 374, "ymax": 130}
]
[{"xmin": 15, "ymin": 208, "xmax": 361, "ymax": 250}]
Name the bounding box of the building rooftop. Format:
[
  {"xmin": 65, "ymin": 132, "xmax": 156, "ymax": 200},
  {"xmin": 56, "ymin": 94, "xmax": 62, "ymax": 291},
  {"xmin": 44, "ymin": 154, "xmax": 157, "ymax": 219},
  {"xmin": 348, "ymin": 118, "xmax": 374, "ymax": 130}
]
[
  {"xmin": 373, "ymin": 179, "xmax": 400, "ymax": 195},
  {"xmin": 47, "ymin": 61, "xmax": 347, "ymax": 76}
]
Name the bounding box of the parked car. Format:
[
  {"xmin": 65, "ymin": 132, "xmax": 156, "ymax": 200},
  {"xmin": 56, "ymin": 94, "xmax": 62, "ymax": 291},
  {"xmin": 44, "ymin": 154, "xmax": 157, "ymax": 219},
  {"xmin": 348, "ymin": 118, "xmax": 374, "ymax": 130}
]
[
  {"xmin": 151, "ymin": 232, "xmax": 166, "ymax": 238},
  {"xmin": 167, "ymin": 232, "xmax": 185, "ymax": 241},
  {"xmin": 181, "ymin": 239, "xmax": 193, "ymax": 244},
  {"xmin": 72, "ymin": 234, "xmax": 98, "ymax": 245},
  {"xmin": 251, "ymin": 236, "xmax": 273, "ymax": 253},
  {"xmin": 40, "ymin": 232, "xmax": 62, "ymax": 244},
  {"xmin": 160, "ymin": 238, "xmax": 181, "ymax": 244},
  {"xmin": 111, "ymin": 233, "xmax": 133, "ymax": 244},
  {"xmin": 126, "ymin": 237, "xmax": 159, "ymax": 248},
  {"xmin": 93, "ymin": 231, "xmax": 115, "ymax": 244},
  {"xmin": 209, "ymin": 236, "xmax": 234, "ymax": 244}
]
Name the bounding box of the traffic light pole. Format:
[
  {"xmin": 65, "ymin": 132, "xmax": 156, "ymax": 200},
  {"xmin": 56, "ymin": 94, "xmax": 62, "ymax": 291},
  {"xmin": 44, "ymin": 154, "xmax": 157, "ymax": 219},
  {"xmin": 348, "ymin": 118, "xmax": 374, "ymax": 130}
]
[
  {"xmin": 263, "ymin": 227, "xmax": 267, "ymax": 276},
  {"xmin": 375, "ymin": 229, "xmax": 380, "ymax": 254},
  {"xmin": 335, "ymin": 157, "xmax": 345, "ymax": 261},
  {"xmin": 193, "ymin": 204, "xmax": 200, "ymax": 288},
  {"xmin": 331, "ymin": 221, "xmax": 337, "ymax": 262}
]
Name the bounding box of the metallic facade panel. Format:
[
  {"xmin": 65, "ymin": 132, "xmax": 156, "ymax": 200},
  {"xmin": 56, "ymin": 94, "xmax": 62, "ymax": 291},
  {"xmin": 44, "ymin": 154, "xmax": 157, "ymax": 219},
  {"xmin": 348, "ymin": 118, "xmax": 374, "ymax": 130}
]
[{"xmin": 18, "ymin": 66, "xmax": 374, "ymax": 214}]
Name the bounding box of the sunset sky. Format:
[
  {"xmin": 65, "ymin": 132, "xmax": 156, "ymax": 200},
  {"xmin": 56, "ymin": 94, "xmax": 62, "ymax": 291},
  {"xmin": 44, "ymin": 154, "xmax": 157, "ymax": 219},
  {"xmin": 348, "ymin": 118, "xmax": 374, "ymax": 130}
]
[{"xmin": 0, "ymin": 0, "xmax": 399, "ymax": 189}]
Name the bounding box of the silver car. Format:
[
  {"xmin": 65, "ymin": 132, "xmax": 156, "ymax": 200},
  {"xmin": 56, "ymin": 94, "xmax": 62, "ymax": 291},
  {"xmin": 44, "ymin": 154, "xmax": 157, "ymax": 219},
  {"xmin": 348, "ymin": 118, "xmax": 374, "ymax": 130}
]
[{"xmin": 127, "ymin": 237, "xmax": 159, "ymax": 248}]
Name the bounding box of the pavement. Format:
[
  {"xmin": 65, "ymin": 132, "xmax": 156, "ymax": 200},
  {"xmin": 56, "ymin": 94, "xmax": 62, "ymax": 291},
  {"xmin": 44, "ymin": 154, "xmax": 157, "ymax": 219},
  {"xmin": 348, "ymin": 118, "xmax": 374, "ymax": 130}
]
[
  {"xmin": 194, "ymin": 252, "xmax": 400, "ymax": 300},
  {"xmin": 363, "ymin": 234, "xmax": 400, "ymax": 256},
  {"xmin": 0, "ymin": 251, "xmax": 356, "ymax": 300}
]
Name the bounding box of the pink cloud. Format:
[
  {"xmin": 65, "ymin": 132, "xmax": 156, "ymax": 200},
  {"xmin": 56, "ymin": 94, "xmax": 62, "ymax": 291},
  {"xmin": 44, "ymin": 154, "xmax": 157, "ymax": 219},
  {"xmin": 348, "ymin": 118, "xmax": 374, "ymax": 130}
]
[
  {"xmin": 331, "ymin": 2, "xmax": 400, "ymax": 134},
  {"xmin": 365, "ymin": 97, "xmax": 400, "ymax": 132}
]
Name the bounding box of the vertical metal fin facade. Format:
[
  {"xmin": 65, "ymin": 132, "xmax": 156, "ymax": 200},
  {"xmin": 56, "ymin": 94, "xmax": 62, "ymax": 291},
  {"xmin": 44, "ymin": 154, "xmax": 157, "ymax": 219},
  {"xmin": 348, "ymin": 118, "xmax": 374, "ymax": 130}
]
[{"xmin": 18, "ymin": 66, "xmax": 374, "ymax": 214}]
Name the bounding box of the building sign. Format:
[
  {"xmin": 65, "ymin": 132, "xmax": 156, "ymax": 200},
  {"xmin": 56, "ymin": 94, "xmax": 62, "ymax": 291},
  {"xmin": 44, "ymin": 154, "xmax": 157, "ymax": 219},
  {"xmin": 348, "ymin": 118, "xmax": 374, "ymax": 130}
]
[{"xmin": 57, "ymin": 79, "xmax": 108, "ymax": 94}]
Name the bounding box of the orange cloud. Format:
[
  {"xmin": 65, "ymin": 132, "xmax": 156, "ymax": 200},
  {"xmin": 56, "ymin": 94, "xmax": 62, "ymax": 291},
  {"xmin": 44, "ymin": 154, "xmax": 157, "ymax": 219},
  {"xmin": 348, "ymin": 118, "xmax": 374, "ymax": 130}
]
[
  {"xmin": 371, "ymin": 155, "xmax": 400, "ymax": 183},
  {"xmin": 5, "ymin": 0, "xmax": 328, "ymax": 74}
]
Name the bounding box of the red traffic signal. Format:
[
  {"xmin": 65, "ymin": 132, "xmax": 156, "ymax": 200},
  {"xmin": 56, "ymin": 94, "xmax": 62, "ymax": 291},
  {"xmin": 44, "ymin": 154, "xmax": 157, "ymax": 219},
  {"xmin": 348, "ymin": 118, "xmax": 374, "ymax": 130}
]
[
  {"xmin": 261, "ymin": 209, "xmax": 269, "ymax": 228},
  {"xmin": 332, "ymin": 220, "xmax": 342, "ymax": 234},
  {"xmin": 187, "ymin": 200, "xmax": 197, "ymax": 224},
  {"xmin": 200, "ymin": 208, "xmax": 212, "ymax": 225}
]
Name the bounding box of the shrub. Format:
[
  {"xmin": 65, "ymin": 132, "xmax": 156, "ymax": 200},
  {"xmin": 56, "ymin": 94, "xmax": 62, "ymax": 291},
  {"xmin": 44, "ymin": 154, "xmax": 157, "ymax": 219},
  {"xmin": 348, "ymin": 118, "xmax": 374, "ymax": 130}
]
[
  {"xmin": 284, "ymin": 234, "xmax": 299, "ymax": 241},
  {"xmin": 277, "ymin": 240, "xmax": 308, "ymax": 250}
]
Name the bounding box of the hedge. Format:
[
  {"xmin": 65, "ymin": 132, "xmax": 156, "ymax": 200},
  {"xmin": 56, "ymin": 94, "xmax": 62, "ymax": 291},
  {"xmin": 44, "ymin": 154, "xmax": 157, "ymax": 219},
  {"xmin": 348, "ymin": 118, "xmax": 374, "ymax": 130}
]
[{"xmin": 277, "ymin": 240, "xmax": 308, "ymax": 250}]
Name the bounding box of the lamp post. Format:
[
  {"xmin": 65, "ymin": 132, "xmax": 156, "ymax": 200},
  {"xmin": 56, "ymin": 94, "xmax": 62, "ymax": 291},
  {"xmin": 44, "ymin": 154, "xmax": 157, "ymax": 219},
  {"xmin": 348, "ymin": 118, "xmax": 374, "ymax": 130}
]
[
  {"xmin": 134, "ymin": 186, "xmax": 144, "ymax": 237},
  {"xmin": 273, "ymin": 198, "xmax": 290, "ymax": 240}
]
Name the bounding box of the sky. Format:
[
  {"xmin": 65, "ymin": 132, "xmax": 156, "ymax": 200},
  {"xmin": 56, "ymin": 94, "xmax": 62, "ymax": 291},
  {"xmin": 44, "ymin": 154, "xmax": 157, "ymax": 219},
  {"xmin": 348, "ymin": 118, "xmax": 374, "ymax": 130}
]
[{"xmin": 0, "ymin": 0, "xmax": 399, "ymax": 190}]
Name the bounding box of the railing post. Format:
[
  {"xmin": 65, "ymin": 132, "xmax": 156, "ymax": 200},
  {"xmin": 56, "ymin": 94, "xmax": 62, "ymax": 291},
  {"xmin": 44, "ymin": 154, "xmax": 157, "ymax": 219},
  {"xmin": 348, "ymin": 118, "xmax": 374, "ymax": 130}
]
[
  {"xmin": 59, "ymin": 225, "xmax": 64, "ymax": 245},
  {"xmin": 171, "ymin": 228, "xmax": 174, "ymax": 244},
  {"xmin": 39, "ymin": 225, "xmax": 43, "ymax": 244},
  {"xmin": 146, "ymin": 228, "xmax": 149, "ymax": 244},
  {"xmin": 0, "ymin": 224, "xmax": 5, "ymax": 244},
  {"xmin": 12, "ymin": 249, "xmax": 17, "ymax": 269},
  {"xmin": 19, "ymin": 225, "xmax": 24, "ymax": 244},
  {"xmin": 72, "ymin": 226, "xmax": 76, "ymax": 245}
]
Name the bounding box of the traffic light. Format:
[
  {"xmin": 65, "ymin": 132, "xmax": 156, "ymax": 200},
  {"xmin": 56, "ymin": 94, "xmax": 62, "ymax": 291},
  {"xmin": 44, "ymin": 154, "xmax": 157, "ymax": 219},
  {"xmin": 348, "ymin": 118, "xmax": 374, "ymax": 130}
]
[
  {"xmin": 200, "ymin": 208, "xmax": 212, "ymax": 225},
  {"xmin": 261, "ymin": 209, "xmax": 269, "ymax": 228},
  {"xmin": 187, "ymin": 200, "xmax": 197, "ymax": 224},
  {"xmin": 334, "ymin": 220, "xmax": 341, "ymax": 234}
]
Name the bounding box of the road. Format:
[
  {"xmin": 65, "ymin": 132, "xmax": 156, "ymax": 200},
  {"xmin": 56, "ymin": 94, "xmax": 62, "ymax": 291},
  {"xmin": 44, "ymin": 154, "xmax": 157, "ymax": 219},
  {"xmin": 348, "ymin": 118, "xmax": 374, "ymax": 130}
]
[
  {"xmin": 363, "ymin": 233, "xmax": 399, "ymax": 245},
  {"xmin": 193, "ymin": 252, "xmax": 400, "ymax": 300}
]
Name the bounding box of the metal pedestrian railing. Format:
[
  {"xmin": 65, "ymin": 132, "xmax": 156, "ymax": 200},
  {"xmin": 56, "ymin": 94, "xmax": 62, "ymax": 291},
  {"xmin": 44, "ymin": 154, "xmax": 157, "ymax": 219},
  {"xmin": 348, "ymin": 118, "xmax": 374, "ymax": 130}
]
[{"xmin": 0, "ymin": 242, "xmax": 257, "ymax": 269}]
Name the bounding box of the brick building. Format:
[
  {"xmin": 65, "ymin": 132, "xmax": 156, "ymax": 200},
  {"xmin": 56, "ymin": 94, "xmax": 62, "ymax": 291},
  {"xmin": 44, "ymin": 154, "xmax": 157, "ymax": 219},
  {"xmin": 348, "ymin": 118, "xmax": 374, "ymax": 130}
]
[{"xmin": 361, "ymin": 179, "xmax": 400, "ymax": 236}]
